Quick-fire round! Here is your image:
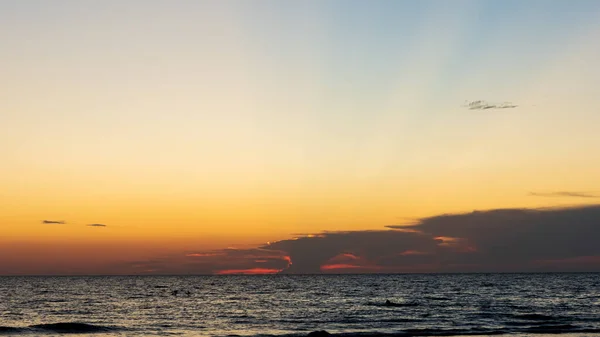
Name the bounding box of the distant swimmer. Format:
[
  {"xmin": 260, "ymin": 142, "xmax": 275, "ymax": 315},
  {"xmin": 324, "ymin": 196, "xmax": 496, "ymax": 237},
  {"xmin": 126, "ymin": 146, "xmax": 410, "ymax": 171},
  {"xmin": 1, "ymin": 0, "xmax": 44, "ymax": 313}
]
[{"xmin": 385, "ymin": 299, "xmax": 394, "ymax": 306}]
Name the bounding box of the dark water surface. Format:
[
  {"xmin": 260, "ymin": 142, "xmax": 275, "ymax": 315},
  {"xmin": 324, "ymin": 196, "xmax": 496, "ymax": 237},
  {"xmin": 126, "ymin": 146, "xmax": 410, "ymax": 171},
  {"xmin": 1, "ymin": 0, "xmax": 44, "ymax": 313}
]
[{"xmin": 1, "ymin": 274, "xmax": 599, "ymax": 336}]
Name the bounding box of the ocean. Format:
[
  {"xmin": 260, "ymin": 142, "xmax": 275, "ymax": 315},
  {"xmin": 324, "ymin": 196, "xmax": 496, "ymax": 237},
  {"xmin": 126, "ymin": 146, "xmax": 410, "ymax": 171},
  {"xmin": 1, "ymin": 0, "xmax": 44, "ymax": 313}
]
[{"xmin": 0, "ymin": 273, "xmax": 599, "ymax": 336}]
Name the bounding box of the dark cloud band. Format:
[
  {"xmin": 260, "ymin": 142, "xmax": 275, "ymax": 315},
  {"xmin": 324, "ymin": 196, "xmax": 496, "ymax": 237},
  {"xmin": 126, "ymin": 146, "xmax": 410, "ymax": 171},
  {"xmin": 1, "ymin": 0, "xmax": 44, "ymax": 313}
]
[{"xmin": 112, "ymin": 205, "xmax": 600, "ymax": 275}]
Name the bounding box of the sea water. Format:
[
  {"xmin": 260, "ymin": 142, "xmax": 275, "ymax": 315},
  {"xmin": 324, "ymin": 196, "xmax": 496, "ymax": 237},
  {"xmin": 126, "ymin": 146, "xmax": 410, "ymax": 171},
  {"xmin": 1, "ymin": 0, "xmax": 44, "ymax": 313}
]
[{"xmin": 1, "ymin": 273, "xmax": 599, "ymax": 336}]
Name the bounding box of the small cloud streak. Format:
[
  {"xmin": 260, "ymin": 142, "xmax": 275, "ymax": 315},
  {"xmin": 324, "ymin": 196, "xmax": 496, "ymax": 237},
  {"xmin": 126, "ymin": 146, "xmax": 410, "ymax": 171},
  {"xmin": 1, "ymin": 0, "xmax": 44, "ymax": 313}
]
[
  {"xmin": 320, "ymin": 253, "xmax": 383, "ymax": 273},
  {"xmin": 389, "ymin": 227, "xmax": 423, "ymax": 234},
  {"xmin": 529, "ymin": 191, "xmax": 599, "ymax": 198},
  {"xmin": 328, "ymin": 253, "xmax": 360, "ymax": 262},
  {"xmin": 185, "ymin": 252, "xmax": 224, "ymax": 257},
  {"xmin": 434, "ymin": 236, "xmax": 462, "ymax": 247},
  {"xmin": 464, "ymin": 100, "xmax": 518, "ymax": 110},
  {"xmin": 399, "ymin": 250, "xmax": 430, "ymax": 256},
  {"xmin": 87, "ymin": 224, "xmax": 107, "ymax": 227},
  {"xmin": 289, "ymin": 233, "xmax": 327, "ymax": 238},
  {"xmin": 42, "ymin": 220, "xmax": 66, "ymax": 224}
]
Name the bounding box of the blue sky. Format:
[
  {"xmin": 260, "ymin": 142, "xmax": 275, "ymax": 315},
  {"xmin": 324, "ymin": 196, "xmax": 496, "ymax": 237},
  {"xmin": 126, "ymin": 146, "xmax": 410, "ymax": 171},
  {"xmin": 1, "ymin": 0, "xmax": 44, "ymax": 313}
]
[{"xmin": 1, "ymin": 1, "xmax": 600, "ymax": 273}]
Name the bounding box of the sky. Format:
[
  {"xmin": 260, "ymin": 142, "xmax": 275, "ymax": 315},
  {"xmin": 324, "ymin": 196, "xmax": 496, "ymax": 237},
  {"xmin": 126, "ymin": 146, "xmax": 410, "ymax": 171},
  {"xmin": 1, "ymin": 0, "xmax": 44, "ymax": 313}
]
[{"xmin": 1, "ymin": 0, "xmax": 600, "ymax": 275}]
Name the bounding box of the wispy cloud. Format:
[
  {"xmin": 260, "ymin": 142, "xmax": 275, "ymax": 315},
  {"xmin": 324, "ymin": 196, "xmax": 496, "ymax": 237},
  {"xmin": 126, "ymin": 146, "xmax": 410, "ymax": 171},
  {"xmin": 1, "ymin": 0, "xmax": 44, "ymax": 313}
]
[
  {"xmin": 464, "ymin": 100, "xmax": 518, "ymax": 110},
  {"xmin": 529, "ymin": 191, "xmax": 599, "ymax": 198},
  {"xmin": 42, "ymin": 220, "xmax": 66, "ymax": 224}
]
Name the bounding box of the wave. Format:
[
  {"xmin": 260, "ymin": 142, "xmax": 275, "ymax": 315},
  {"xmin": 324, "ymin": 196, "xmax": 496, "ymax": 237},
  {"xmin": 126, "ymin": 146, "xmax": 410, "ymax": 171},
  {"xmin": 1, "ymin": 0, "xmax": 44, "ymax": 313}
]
[
  {"xmin": 307, "ymin": 326, "xmax": 600, "ymax": 337},
  {"xmin": 32, "ymin": 322, "xmax": 116, "ymax": 333},
  {"xmin": 480, "ymin": 282, "xmax": 497, "ymax": 287},
  {"xmin": 423, "ymin": 296, "xmax": 452, "ymax": 301},
  {"xmin": 214, "ymin": 326, "xmax": 600, "ymax": 337},
  {"xmin": 522, "ymin": 324, "xmax": 580, "ymax": 333},
  {"xmin": 477, "ymin": 311, "xmax": 568, "ymax": 323},
  {"xmin": 366, "ymin": 301, "xmax": 420, "ymax": 307},
  {"xmin": 45, "ymin": 299, "xmax": 67, "ymax": 303},
  {"xmin": 0, "ymin": 326, "xmax": 21, "ymax": 334},
  {"xmin": 511, "ymin": 313, "xmax": 562, "ymax": 321},
  {"xmin": 0, "ymin": 322, "xmax": 121, "ymax": 335},
  {"xmin": 2, "ymin": 323, "xmax": 600, "ymax": 336}
]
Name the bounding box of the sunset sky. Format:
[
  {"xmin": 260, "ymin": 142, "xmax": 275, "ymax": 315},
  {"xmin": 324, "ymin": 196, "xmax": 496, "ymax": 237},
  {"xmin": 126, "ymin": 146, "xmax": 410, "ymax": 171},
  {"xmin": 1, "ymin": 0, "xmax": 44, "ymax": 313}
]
[{"xmin": 1, "ymin": 1, "xmax": 600, "ymax": 275}]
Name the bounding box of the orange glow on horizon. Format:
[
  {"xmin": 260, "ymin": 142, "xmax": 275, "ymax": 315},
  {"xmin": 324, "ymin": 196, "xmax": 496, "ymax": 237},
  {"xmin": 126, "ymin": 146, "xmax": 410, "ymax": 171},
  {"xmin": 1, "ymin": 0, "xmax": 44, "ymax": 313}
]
[
  {"xmin": 320, "ymin": 264, "xmax": 383, "ymax": 272},
  {"xmin": 321, "ymin": 264, "xmax": 362, "ymax": 270},
  {"xmin": 215, "ymin": 268, "xmax": 282, "ymax": 275}
]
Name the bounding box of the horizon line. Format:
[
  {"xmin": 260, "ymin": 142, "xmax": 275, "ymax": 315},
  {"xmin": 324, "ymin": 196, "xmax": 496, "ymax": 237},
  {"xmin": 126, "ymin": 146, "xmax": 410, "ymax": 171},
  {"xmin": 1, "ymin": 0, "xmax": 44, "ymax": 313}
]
[{"xmin": 1, "ymin": 271, "xmax": 599, "ymax": 277}]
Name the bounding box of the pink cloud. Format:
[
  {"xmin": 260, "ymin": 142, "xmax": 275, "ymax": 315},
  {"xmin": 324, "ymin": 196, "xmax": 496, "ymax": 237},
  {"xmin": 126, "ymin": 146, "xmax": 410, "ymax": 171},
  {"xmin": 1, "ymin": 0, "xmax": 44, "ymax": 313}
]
[
  {"xmin": 215, "ymin": 268, "xmax": 281, "ymax": 275},
  {"xmin": 320, "ymin": 263, "xmax": 383, "ymax": 272}
]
